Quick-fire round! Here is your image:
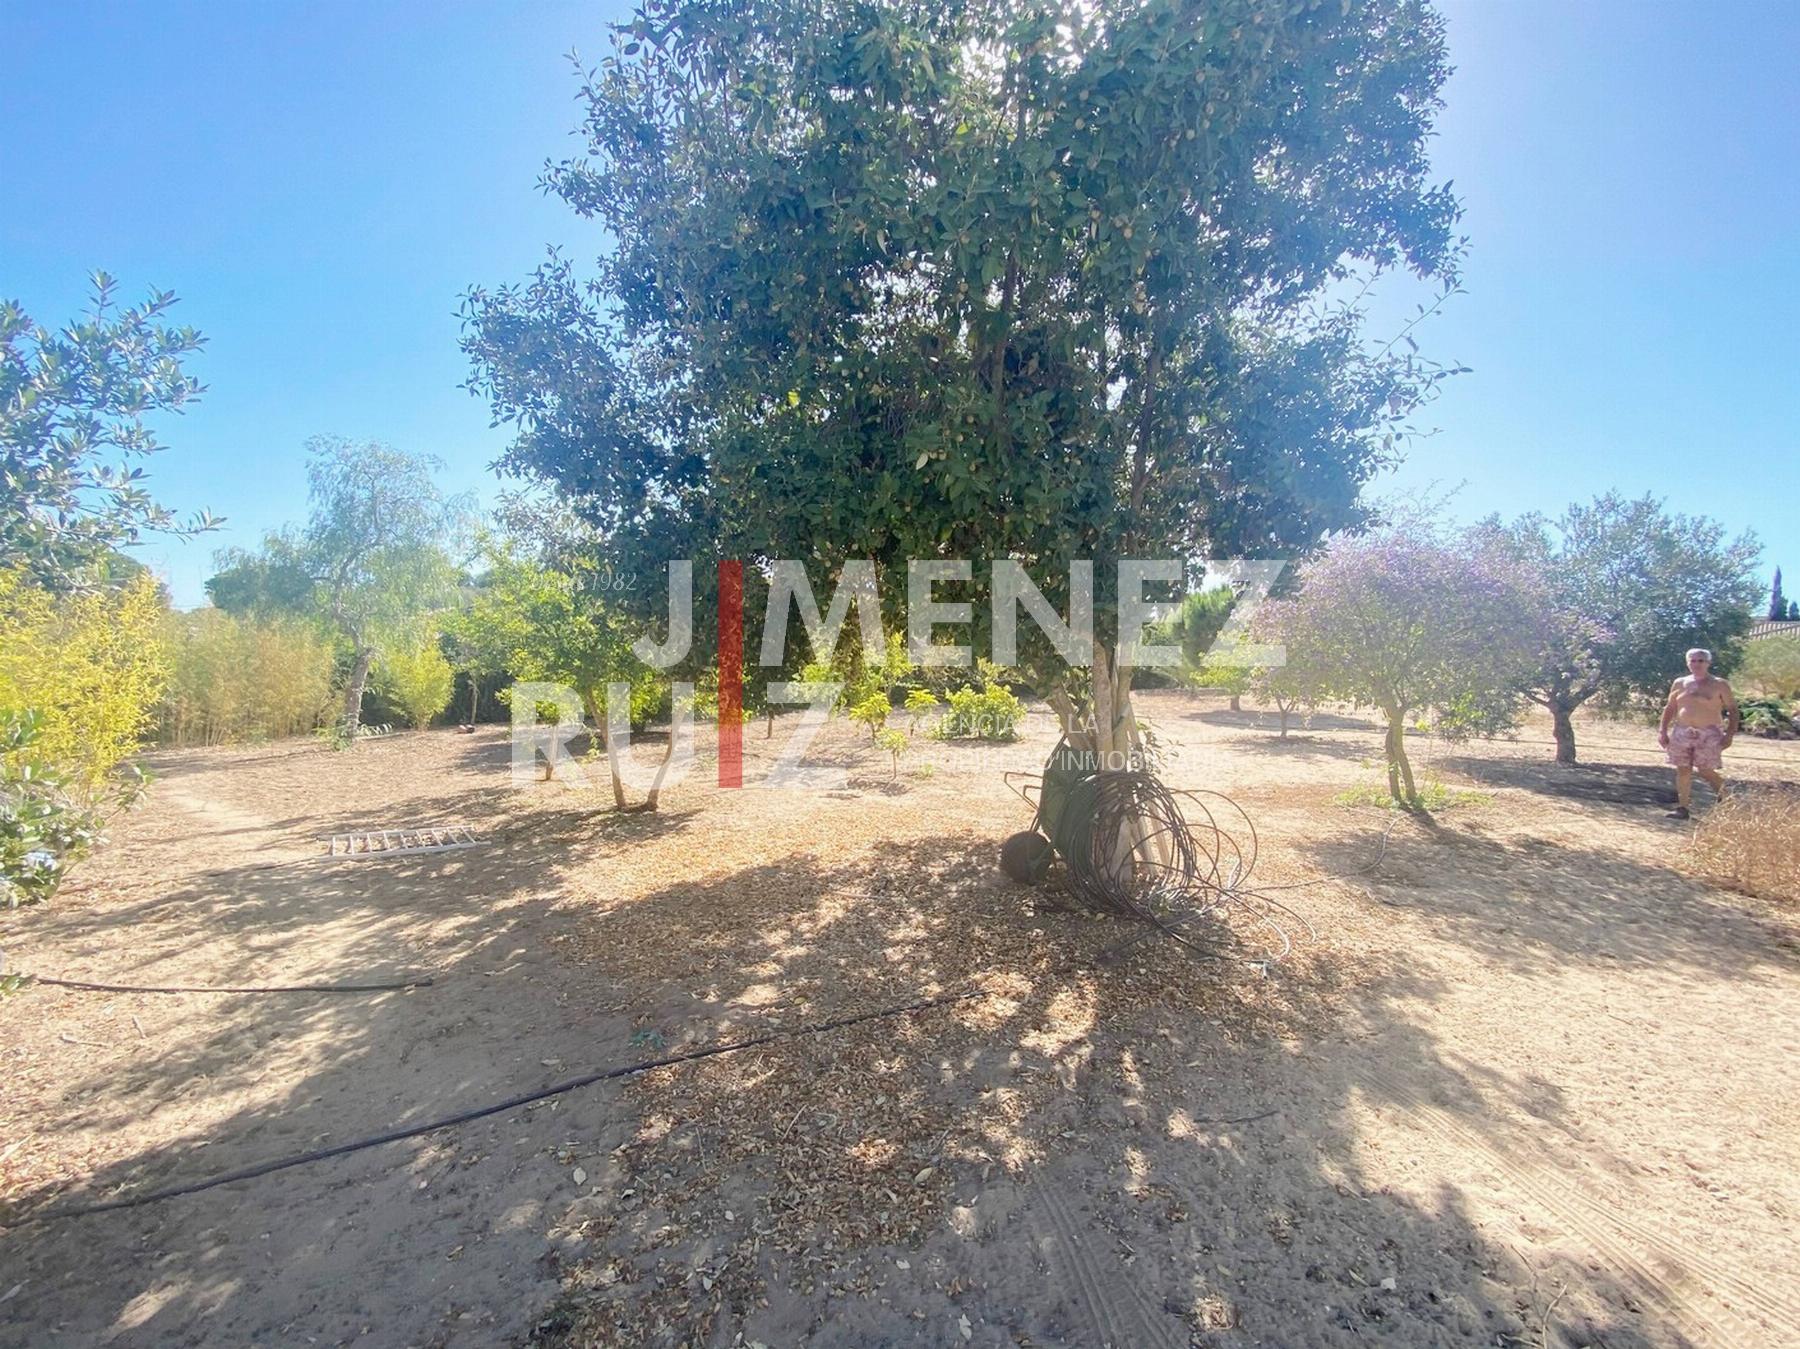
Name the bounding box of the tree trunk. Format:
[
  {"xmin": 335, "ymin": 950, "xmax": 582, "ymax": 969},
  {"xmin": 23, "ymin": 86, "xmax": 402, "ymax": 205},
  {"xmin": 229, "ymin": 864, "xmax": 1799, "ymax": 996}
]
[
  {"xmin": 468, "ymin": 674, "xmax": 479, "ymax": 726},
  {"xmin": 1384, "ymin": 709, "xmax": 1416, "ymax": 804},
  {"xmin": 579, "ymin": 691, "xmax": 624, "ymax": 802},
  {"xmin": 1046, "ymin": 640, "xmax": 1169, "ymax": 887},
  {"xmin": 1229, "ymin": 693, "xmax": 1241, "ymax": 712},
  {"xmin": 1277, "ymin": 699, "xmax": 1291, "ymax": 738},
  {"xmin": 341, "ymin": 647, "xmax": 374, "ymax": 743},
  {"xmin": 642, "ymin": 734, "xmax": 676, "ymax": 812},
  {"xmin": 1551, "ymin": 699, "xmax": 1577, "ymax": 765},
  {"xmin": 589, "ymin": 698, "xmax": 626, "ymax": 809}
]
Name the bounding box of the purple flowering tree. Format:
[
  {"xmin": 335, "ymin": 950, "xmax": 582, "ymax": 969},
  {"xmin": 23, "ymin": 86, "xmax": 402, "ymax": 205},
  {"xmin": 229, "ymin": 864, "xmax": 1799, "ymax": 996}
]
[{"xmin": 1258, "ymin": 524, "xmax": 1540, "ymax": 802}]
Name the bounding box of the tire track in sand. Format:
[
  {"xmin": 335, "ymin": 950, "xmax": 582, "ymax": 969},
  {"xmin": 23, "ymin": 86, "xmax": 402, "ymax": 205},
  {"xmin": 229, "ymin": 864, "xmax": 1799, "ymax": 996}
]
[
  {"xmin": 1359, "ymin": 1066, "xmax": 1797, "ymax": 1347},
  {"xmin": 1031, "ymin": 1180, "xmax": 1187, "ymax": 1349}
]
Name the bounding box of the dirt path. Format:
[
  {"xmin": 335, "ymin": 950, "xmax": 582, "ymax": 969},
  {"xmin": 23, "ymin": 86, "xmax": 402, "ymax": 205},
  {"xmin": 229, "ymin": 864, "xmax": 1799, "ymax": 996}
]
[
  {"xmin": 0, "ymin": 736, "xmax": 647, "ymax": 1346},
  {"xmin": 3, "ymin": 702, "xmax": 1796, "ymax": 1347}
]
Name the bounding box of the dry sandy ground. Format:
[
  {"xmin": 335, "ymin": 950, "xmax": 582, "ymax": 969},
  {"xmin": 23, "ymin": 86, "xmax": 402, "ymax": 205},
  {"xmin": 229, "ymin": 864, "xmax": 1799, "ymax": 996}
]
[{"xmin": 1, "ymin": 694, "xmax": 1797, "ymax": 1348}]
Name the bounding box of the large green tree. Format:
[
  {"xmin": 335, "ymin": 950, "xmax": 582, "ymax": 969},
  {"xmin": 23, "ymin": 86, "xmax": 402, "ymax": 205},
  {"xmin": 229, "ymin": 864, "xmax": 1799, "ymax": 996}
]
[
  {"xmin": 464, "ymin": 0, "xmax": 1461, "ymax": 764},
  {"xmin": 1482, "ymin": 494, "xmax": 1760, "ymax": 764}
]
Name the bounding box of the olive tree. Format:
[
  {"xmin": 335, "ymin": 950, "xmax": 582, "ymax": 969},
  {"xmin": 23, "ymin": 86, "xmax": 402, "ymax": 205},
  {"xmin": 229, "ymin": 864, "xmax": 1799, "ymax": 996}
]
[
  {"xmin": 463, "ymin": 0, "xmax": 1464, "ymax": 773},
  {"xmin": 1480, "ymin": 495, "xmax": 1760, "ymax": 763},
  {"xmin": 2, "ymin": 273, "xmax": 219, "ymax": 590}
]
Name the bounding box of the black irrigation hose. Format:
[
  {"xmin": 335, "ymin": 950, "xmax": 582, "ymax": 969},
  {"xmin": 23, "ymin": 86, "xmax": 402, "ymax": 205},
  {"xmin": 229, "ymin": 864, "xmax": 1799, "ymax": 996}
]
[
  {"xmin": 23, "ymin": 974, "xmax": 435, "ymax": 995},
  {"xmin": 14, "ymin": 987, "xmax": 984, "ymax": 1225}
]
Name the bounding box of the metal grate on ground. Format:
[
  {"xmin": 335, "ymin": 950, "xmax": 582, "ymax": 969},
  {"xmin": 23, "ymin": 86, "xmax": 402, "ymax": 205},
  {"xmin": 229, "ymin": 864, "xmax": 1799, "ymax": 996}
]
[{"xmin": 324, "ymin": 825, "xmax": 481, "ymax": 859}]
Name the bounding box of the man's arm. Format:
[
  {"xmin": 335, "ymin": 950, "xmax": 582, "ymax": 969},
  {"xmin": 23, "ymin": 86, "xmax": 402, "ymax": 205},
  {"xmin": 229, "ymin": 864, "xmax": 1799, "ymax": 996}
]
[
  {"xmin": 1722, "ymin": 679, "xmax": 1739, "ymax": 743},
  {"xmin": 1659, "ymin": 679, "xmax": 1683, "ymax": 745}
]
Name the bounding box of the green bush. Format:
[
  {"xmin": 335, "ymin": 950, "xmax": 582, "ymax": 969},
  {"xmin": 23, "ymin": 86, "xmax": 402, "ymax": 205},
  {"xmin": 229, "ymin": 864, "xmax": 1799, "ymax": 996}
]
[
  {"xmin": 903, "ymin": 687, "xmax": 940, "ymax": 734},
  {"xmin": 848, "ymin": 693, "xmax": 891, "ymax": 738},
  {"xmin": 375, "ymin": 633, "xmax": 456, "ymax": 729},
  {"xmin": 874, "ymin": 726, "xmax": 907, "ymax": 778},
  {"xmin": 0, "ymin": 568, "xmax": 168, "ymax": 788},
  {"xmin": 1738, "ymin": 697, "xmax": 1797, "ymax": 739},
  {"xmin": 939, "ymin": 682, "xmax": 1025, "ymax": 741},
  {"xmin": 1, "ymin": 711, "xmax": 112, "ymax": 909}
]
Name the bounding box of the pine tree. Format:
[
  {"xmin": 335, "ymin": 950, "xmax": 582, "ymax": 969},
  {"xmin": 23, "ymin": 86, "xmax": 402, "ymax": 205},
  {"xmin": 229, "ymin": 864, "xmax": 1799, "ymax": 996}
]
[{"xmin": 1771, "ymin": 567, "xmax": 1787, "ymax": 621}]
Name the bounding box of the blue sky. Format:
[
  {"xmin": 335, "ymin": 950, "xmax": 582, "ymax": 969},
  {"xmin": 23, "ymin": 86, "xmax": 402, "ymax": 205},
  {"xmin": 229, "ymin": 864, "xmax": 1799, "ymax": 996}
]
[{"xmin": 4, "ymin": 0, "xmax": 1796, "ymax": 608}]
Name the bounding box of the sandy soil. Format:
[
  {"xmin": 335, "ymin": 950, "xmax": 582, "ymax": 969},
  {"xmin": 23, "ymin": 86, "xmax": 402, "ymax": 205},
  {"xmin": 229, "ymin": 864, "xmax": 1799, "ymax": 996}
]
[{"xmin": 1, "ymin": 695, "xmax": 1797, "ymax": 1348}]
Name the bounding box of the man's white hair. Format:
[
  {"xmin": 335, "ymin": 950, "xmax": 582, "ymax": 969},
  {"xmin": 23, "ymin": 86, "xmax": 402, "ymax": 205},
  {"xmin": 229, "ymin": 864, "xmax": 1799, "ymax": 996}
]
[{"xmin": 1686, "ymin": 648, "xmax": 1713, "ymax": 662}]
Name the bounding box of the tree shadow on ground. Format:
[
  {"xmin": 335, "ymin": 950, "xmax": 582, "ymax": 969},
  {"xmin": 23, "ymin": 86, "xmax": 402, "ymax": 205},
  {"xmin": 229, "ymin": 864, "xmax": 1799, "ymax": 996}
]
[
  {"xmin": 0, "ymin": 765, "xmax": 1740, "ymax": 1347},
  {"xmin": 1207, "ymin": 730, "xmax": 1375, "ymax": 764},
  {"xmin": 1446, "ymin": 754, "xmax": 1685, "ymax": 811},
  {"xmin": 1449, "ymin": 752, "xmax": 1800, "ymax": 816},
  {"xmin": 1294, "ymin": 819, "xmax": 1798, "ymax": 982},
  {"xmin": 1185, "ymin": 706, "xmax": 1380, "ymax": 735},
  {"xmin": 490, "ymin": 835, "xmax": 1703, "ymax": 1349}
]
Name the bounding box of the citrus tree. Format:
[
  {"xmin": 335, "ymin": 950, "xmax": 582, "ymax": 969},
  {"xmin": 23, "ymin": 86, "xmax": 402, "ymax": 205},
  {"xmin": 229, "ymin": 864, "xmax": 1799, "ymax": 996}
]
[{"xmin": 476, "ymin": 534, "xmax": 675, "ymax": 808}]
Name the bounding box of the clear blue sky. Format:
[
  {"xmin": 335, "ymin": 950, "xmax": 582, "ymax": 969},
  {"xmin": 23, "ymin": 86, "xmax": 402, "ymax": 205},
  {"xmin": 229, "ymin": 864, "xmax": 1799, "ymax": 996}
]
[{"xmin": 4, "ymin": 1, "xmax": 1796, "ymax": 608}]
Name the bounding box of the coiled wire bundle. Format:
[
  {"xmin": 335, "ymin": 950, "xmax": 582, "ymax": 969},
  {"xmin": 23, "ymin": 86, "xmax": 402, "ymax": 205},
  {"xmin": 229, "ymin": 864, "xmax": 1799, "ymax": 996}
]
[{"xmin": 1006, "ymin": 742, "xmax": 1308, "ymax": 965}]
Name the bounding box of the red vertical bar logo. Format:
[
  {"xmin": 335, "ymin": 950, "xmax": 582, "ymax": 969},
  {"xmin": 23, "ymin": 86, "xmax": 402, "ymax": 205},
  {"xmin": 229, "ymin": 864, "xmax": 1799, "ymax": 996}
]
[{"xmin": 717, "ymin": 558, "xmax": 744, "ymax": 787}]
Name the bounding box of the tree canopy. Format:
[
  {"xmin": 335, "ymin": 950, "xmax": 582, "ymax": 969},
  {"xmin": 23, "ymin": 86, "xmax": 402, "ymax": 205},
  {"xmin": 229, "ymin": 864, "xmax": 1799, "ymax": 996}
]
[
  {"xmin": 1480, "ymin": 493, "xmax": 1760, "ymax": 763},
  {"xmin": 1258, "ymin": 521, "xmax": 1539, "ymax": 801},
  {"xmin": 463, "ymin": 0, "xmax": 1464, "ymax": 757},
  {"xmin": 2, "ymin": 274, "xmax": 219, "ymax": 590},
  {"xmin": 205, "ymin": 437, "xmax": 464, "ymax": 741}
]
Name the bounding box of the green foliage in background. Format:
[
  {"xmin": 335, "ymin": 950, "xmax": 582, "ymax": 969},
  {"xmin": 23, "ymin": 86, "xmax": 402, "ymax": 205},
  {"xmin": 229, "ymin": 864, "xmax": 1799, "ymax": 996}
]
[{"xmin": 1739, "ymin": 636, "xmax": 1800, "ymax": 701}]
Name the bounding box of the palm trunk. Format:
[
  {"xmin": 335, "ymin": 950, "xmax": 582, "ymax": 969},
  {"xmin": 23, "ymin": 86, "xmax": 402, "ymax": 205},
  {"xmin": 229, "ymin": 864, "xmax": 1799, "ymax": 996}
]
[{"xmin": 468, "ymin": 674, "xmax": 479, "ymax": 726}]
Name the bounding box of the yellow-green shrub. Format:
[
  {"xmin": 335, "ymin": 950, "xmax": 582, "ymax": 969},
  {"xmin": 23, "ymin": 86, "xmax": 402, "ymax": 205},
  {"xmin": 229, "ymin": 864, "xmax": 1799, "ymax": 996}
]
[
  {"xmin": 0, "ymin": 568, "xmax": 166, "ymax": 792},
  {"xmin": 157, "ymin": 609, "xmax": 335, "ymax": 745},
  {"xmin": 374, "ymin": 631, "xmax": 455, "ymax": 729}
]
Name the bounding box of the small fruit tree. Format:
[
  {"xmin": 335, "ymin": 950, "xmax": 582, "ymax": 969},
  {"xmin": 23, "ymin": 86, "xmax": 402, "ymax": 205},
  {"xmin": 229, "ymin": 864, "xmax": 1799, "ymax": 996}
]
[{"xmin": 1260, "ymin": 523, "xmax": 1539, "ymax": 803}]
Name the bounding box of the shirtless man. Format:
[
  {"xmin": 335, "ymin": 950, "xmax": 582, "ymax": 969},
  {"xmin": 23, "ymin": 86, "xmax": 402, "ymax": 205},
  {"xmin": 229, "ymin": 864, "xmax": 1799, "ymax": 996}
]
[{"xmin": 1658, "ymin": 647, "xmax": 1738, "ymax": 820}]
